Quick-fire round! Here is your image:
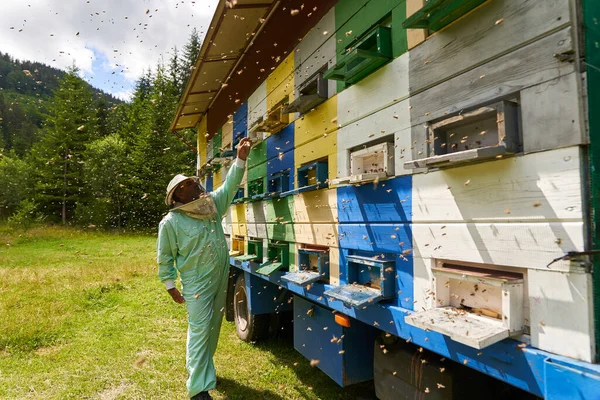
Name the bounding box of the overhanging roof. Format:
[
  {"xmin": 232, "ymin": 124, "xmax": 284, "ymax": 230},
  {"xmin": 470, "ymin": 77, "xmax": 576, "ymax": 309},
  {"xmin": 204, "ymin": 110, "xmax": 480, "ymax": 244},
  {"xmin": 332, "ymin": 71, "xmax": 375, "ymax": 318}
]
[{"xmin": 170, "ymin": 0, "xmax": 337, "ymax": 135}]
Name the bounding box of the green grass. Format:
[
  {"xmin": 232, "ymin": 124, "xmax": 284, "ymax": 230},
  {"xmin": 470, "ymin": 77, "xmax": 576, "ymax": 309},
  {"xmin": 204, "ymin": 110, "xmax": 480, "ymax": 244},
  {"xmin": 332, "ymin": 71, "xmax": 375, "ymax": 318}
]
[{"xmin": 0, "ymin": 225, "xmax": 375, "ymax": 399}]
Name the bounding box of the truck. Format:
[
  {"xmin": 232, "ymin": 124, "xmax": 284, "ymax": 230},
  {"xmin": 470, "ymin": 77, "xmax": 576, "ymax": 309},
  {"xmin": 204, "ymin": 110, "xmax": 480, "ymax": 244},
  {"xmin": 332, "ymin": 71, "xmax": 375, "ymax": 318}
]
[{"xmin": 170, "ymin": 0, "xmax": 600, "ymax": 398}]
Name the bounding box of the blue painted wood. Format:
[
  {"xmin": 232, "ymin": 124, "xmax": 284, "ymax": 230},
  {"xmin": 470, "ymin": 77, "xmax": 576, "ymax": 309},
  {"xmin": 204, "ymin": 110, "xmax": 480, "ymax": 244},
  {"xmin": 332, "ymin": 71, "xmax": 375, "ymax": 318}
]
[
  {"xmin": 340, "ymin": 248, "xmax": 413, "ymax": 310},
  {"xmin": 205, "ymin": 173, "xmax": 213, "ymax": 192},
  {"xmin": 244, "ymin": 271, "xmax": 292, "ymax": 315},
  {"xmin": 233, "ymin": 102, "xmax": 248, "ymax": 146},
  {"xmin": 298, "ymin": 161, "xmax": 328, "ymax": 187},
  {"xmin": 338, "ymin": 223, "xmax": 412, "ymax": 254},
  {"xmin": 544, "ymin": 358, "xmax": 600, "ymax": 399},
  {"xmin": 230, "ymin": 259, "xmax": 600, "ymax": 398},
  {"xmin": 266, "ymin": 122, "xmax": 295, "ymax": 158},
  {"xmin": 294, "ymin": 296, "xmax": 379, "ymax": 386},
  {"xmin": 267, "ymin": 150, "xmax": 295, "ymax": 175},
  {"xmin": 337, "ymin": 176, "xmax": 412, "ymax": 223}
]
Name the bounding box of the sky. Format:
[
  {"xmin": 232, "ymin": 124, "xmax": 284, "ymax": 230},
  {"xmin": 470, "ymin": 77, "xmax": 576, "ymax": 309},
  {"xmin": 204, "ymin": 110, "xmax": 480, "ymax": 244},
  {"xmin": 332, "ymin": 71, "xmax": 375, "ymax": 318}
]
[{"xmin": 0, "ymin": 0, "xmax": 219, "ymax": 101}]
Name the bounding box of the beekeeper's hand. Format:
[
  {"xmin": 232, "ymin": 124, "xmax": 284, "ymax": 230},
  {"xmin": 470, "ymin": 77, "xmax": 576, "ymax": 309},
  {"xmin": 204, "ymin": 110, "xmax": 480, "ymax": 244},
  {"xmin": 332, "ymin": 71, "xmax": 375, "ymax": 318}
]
[
  {"xmin": 236, "ymin": 137, "xmax": 251, "ymax": 161},
  {"xmin": 168, "ymin": 287, "xmax": 185, "ymax": 304}
]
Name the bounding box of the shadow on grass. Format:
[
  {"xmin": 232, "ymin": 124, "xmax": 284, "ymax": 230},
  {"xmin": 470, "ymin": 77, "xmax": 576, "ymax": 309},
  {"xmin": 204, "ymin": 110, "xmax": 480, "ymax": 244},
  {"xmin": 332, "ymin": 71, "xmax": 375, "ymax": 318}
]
[
  {"xmin": 216, "ymin": 377, "xmax": 287, "ymax": 400},
  {"xmin": 254, "ymin": 335, "xmax": 377, "ymax": 400}
]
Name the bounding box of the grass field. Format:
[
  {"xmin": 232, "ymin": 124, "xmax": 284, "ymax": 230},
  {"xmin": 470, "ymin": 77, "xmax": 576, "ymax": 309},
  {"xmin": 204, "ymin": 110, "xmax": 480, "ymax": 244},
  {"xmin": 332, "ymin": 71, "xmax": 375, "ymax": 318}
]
[{"xmin": 0, "ymin": 225, "xmax": 376, "ymax": 400}]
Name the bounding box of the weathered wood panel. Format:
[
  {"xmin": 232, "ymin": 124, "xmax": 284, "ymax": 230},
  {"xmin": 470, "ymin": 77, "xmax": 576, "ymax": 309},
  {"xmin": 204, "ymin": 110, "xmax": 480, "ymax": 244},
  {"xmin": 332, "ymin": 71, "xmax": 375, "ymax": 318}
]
[
  {"xmin": 293, "ymin": 188, "xmax": 338, "ymax": 224},
  {"xmin": 409, "ymin": 28, "xmax": 574, "ymax": 128},
  {"xmin": 329, "ymin": 246, "xmax": 341, "ymax": 286},
  {"xmin": 197, "ymin": 117, "xmax": 208, "ymax": 165},
  {"xmin": 520, "ymin": 72, "xmax": 586, "ymax": 152},
  {"xmin": 335, "ymin": 0, "xmax": 407, "ymax": 60},
  {"xmin": 294, "ymin": 132, "xmax": 338, "ymax": 187},
  {"xmin": 412, "ymin": 146, "xmax": 583, "ymax": 222},
  {"xmin": 293, "ymin": 223, "xmax": 338, "ymax": 247},
  {"xmin": 408, "ymin": 28, "xmax": 575, "ymax": 161},
  {"xmin": 247, "ymin": 140, "xmax": 267, "ymax": 169},
  {"xmin": 337, "ymin": 53, "xmax": 410, "ymax": 128},
  {"xmin": 337, "ymin": 176, "xmax": 412, "ymax": 223},
  {"xmin": 336, "ymin": 98, "xmax": 412, "ymax": 179},
  {"xmin": 412, "ymin": 221, "xmax": 585, "ymax": 272},
  {"xmin": 222, "ymin": 116, "xmax": 233, "ymax": 150},
  {"xmin": 407, "ymin": 0, "xmax": 572, "ymax": 94},
  {"xmin": 266, "ymin": 53, "xmax": 295, "ymax": 113},
  {"xmin": 528, "ymin": 269, "xmax": 594, "ymax": 362},
  {"xmin": 247, "ymin": 162, "xmax": 267, "ymax": 183},
  {"xmin": 231, "ymin": 203, "xmax": 247, "ymax": 237},
  {"xmin": 294, "ymin": 95, "xmax": 338, "ymax": 147},
  {"xmin": 213, "ymin": 167, "xmax": 223, "ymax": 189},
  {"xmin": 247, "ymin": 81, "xmax": 267, "ymax": 129},
  {"xmin": 406, "ymin": 0, "xmax": 426, "ymax": 49},
  {"xmin": 294, "ymin": 8, "xmax": 337, "ymax": 98}
]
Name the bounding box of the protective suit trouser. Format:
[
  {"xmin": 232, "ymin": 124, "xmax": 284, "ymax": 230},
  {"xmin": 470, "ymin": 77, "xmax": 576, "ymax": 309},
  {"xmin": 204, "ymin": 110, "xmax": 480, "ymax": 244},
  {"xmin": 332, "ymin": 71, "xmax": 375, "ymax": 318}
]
[{"xmin": 185, "ymin": 261, "xmax": 229, "ymax": 397}]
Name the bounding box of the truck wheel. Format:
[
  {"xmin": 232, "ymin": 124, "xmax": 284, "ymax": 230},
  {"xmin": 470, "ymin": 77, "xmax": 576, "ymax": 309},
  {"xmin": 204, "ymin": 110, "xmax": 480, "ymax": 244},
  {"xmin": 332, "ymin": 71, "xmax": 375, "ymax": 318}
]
[{"xmin": 233, "ymin": 273, "xmax": 270, "ymax": 342}]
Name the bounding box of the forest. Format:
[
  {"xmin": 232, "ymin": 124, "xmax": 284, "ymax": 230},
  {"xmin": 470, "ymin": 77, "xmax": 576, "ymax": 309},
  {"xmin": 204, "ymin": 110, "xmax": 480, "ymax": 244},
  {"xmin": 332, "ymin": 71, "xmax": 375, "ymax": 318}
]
[{"xmin": 0, "ymin": 30, "xmax": 202, "ymax": 230}]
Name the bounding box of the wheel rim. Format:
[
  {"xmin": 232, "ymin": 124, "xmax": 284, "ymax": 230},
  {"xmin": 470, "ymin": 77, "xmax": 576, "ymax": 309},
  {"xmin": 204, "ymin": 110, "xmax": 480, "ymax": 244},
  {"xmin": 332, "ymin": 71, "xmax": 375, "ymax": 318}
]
[{"xmin": 234, "ymin": 283, "xmax": 249, "ymax": 332}]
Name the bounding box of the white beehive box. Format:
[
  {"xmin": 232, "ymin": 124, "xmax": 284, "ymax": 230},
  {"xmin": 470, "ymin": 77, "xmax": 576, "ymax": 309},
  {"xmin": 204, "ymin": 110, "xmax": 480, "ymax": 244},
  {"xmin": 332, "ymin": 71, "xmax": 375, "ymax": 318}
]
[
  {"xmin": 349, "ymin": 142, "xmax": 394, "ymax": 183},
  {"xmin": 406, "ymin": 263, "xmax": 524, "ymax": 349}
]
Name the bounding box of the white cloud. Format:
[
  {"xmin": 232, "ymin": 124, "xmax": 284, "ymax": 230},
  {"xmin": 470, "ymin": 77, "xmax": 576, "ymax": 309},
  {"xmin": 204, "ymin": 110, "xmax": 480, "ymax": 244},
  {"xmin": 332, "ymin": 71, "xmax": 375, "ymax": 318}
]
[{"xmin": 0, "ymin": 0, "xmax": 218, "ymax": 97}]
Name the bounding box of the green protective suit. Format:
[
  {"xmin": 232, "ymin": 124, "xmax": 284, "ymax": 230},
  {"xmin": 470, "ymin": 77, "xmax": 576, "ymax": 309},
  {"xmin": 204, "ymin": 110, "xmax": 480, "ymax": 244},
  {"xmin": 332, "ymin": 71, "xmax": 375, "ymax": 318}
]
[{"xmin": 157, "ymin": 162, "xmax": 244, "ymax": 397}]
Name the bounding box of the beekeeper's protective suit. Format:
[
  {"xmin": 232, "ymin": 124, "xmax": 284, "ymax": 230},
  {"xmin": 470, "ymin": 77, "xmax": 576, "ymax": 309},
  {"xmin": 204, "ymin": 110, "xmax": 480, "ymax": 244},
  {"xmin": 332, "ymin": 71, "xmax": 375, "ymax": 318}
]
[{"xmin": 157, "ymin": 158, "xmax": 244, "ymax": 398}]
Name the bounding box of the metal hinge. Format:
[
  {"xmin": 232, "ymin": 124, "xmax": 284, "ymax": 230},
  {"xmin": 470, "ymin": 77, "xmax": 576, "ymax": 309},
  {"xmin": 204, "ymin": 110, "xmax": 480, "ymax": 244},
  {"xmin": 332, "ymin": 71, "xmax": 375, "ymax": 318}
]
[
  {"xmin": 546, "ymin": 249, "xmax": 600, "ymax": 270},
  {"xmin": 553, "ymin": 50, "xmax": 576, "ymax": 63}
]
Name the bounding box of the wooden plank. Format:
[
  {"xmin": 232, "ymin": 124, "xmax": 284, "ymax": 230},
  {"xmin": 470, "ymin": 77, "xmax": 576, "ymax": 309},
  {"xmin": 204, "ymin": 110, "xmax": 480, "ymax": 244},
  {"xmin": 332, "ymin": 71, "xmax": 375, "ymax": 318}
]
[
  {"xmin": 406, "ymin": 0, "xmax": 427, "ymax": 49},
  {"xmin": 337, "ymin": 54, "xmax": 410, "ymax": 128},
  {"xmin": 336, "ymin": 98, "xmax": 412, "ymax": 179},
  {"xmin": 267, "ymin": 123, "xmax": 295, "ymax": 158},
  {"xmin": 293, "ymin": 223, "xmax": 338, "ymax": 247},
  {"xmin": 329, "ymin": 246, "xmax": 341, "ymax": 286},
  {"xmin": 266, "ymin": 53, "xmax": 295, "ymax": 115},
  {"xmin": 222, "ymin": 115, "xmax": 234, "ymax": 150},
  {"xmin": 294, "ymin": 8, "xmax": 337, "ymax": 98},
  {"xmin": 197, "ymin": 117, "xmax": 208, "ymax": 165},
  {"xmin": 246, "ymin": 222, "xmax": 268, "ymax": 240},
  {"xmin": 294, "ymin": 133, "xmax": 337, "ymax": 187},
  {"xmin": 528, "ymin": 269, "xmax": 594, "ymax": 362},
  {"xmin": 247, "ymin": 162, "xmax": 267, "ymax": 183},
  {"xmin": 294, "ymin": 95, "xmax": 338, "ymax": 147},
  {"xmin": 246, "ymin": 199, "xmax": 268, "ymax": 224},
  {"xmin": 213, "ymin": 167, "xmax": 223, "ymax": 189},
  {"xmin": 337, "ymin": 176, "xmax": 412, "ymax": 223},
  {"xmin": 520, "ymin": 72, "xmax": 586, "ymax": 152},
  {"xmin": 222, "ymin": 208, "xmax": 233, "ymax": 235},
  {"xmin": 405, "ymin": 307, "xmax": 509, "ymax": 350},
  {"xmin": 337, "ymin": 223, "xmax": 412, "ymax": 255},
  {"xmin": 293, "ymin": 188, "xmax": 338, "ymax": 224},
  {"xmin": 266, "ymin": 222, "xmax": 295, "ymax": 242},
  {"xmin": 248, "ymin": 80, "xmax": 267, "ymax": 129},
  {"xmin": 247, "ymin": 140, "xmax": 267, "ymax": 169},
  {"xmin": 412, "ymin": 146, "xmax": 583, "ymax": 222},
  {"xmin": 335, "ymin": 0, "xmax": 407, "ymax": 60},
  {"xmin": 412, "ymin": 221, "xmax": 585, "ymax": 272},
  {"xmin": 407, "ymin": 0, "xmax": 572, "ymax": 94},
  {"xmin": 408, "ymin": 28, "xmax": 575, "ymax": 153}
]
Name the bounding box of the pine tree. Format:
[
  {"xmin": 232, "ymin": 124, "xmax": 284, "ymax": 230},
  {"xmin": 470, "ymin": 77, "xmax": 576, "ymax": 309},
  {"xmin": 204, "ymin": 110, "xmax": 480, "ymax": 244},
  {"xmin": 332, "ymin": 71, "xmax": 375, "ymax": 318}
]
[
  {"xmin": 31, "ymin": 67, "xmax": 97, "ymax": 224},
  {"xmin": 181, "ymin": 28, "xmax": 202, "ymax": 93},
  {"xmin": 125, "ymin": 61, "xmax": 195, "ymax": 228}
]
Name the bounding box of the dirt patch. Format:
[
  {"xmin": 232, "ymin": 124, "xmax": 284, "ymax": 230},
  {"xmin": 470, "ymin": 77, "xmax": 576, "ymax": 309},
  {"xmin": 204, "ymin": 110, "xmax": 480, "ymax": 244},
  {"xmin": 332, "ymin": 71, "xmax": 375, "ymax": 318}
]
[{"xmin": 98, "ymin": 383, "xmax": 131, "ymax": 400}]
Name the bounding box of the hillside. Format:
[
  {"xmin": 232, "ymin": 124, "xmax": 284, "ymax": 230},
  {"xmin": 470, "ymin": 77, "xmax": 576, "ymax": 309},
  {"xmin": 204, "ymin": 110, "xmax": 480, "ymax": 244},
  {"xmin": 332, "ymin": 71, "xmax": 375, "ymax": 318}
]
[{"xmin": 0, "ymin": 51, "xmax": 122, "ymax": 156}]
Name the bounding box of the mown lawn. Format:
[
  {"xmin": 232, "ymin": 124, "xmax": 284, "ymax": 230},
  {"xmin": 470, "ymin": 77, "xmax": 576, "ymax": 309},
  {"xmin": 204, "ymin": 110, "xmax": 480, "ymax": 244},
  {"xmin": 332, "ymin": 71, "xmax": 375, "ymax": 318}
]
[{"xmin": 0, "ymin": 225, "xmax": 375, "ymax": 400}]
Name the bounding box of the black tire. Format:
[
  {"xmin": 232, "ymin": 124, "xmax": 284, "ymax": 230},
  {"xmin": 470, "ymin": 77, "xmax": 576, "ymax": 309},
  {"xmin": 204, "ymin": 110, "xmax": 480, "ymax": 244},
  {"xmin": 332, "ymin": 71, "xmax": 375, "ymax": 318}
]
[{"xmin": 233, "ymin": 273, "xmax": 270, "ymax": 342}]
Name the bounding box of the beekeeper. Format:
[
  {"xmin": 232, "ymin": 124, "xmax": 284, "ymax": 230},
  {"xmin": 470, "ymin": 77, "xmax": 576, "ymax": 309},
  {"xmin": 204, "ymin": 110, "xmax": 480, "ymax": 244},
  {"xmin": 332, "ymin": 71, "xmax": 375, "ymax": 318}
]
[{"xmin": 157, "ymin": 137, "xmax": 251, "ymax": 400}]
